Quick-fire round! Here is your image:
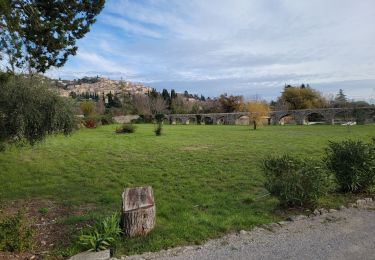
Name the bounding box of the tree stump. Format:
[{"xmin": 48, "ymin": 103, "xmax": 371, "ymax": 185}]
[{"xmin": 121, "ymin": 186, "xmax": 155, "ymax": 237}]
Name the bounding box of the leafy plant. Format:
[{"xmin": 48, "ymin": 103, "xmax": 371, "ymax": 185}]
[
  {"xmin": 154, "ymin": 114, "xmax": 164, "ymax": 136},
  {"xmin": 80, "ymin": 101, "xmax": 95, "ymax": 117},
  {"xmin": 0, "ymin": 75, "xmax": 75, "ymax": 146},
  {"xmin": 263, "ymin": 155, "xmax": 331, "ymax": 208},
  {"xmin": 325, "ymin": 140, "xmax": 375, "ymax": 192},
  {"xmin": 115, "ymin": 123, "xmax": 136, "ymax": 134},
  {"xmin": 0, "ymin": 209, "xmax": 35, "ymax": 252},
  {"xmin": 79, "ymin": 213, "xmax": 122, "ymax": 252},
  {"xmin": 100, "ymin": 115, "xmax": 114, "ymax": 125},
  {"xmin": 84, "ymin": 119, "xmax": 97, "ymax": 129}
]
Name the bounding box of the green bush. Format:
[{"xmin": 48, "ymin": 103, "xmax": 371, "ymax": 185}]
[
  {"xmin": 0, "ymin": 75, "xmax": 75, "ymax": 145},
  {"xmin": 263, "ymin": 155, "xmax": 331, "ymax": 208},
  {"xmin": 0, "ymin": 209, "xmax": 35, "ymax": 252},
  {"xmin": 115, "ymin": 123, "xmax": 136, "ymax": 134},
  {"xmin": 79, "ymin": 213, "xmax": 121, "ymax": 252},
  {"xmin": 100, "ymin": 115, "xmax": 114, "ymax": 125},
  {"xmin": 325, "ymin": 140, "xmax": 375, "ymax": 192}
]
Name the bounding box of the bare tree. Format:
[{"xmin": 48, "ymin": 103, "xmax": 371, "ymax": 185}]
[
  {"xmin": 132, "ymin": 94, "xmax": 151, "ymax": 115},
  {"xmin": 150, "ymin": 96, "xmax": 167, "ymax": 115}
]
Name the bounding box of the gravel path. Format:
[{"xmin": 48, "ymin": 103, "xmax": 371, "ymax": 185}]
[{"xmin": 117, "ymin": 201, "xmax": 375, "ymax": 260}]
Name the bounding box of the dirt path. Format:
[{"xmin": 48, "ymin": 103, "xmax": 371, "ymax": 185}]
[{"xmin": 117, "ymin": 201, "xmax": 375, "ymax": 260}]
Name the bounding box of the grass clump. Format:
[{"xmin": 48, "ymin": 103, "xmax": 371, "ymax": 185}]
[
  {"xmin": 79, "ymin": 213, "xmax": 122, "ymax": 252},
  {"xmin": 0, "ymin": 209, "xmax": 35, "ymax": 252},
  {"xmin": 115, "ymin": 123, "xmax": 137, "ymax": 134},
  {"xmin": 325, "ymin": 140, "xmax": 375, "ymax": 192},
  {"xmin": 263, "ymin": 155, "xmax": 331, "ymax": 208}
]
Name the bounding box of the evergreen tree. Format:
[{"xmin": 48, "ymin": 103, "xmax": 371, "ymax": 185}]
[
  {"xmin": 161, "ymin": 89, "xmax": 171, "ymax": 102},
  {"xmin": 335, "ymin": 89, "xmax": 347, "ymax": 103},
  {"xmin": 171, "ymin": 89, "xmax": 177, "ymax": 99},
  {"xmin": 149, "ymin": 88, "xmax": 159, "ymax": 99},
  {"xmin": 0, "ymin": 0, "xmax": 105, "ymax": 73}
]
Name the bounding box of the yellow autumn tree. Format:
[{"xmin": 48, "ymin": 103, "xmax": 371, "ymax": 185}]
[
  {"xmin": 80, "ymin": 100, "xmax": 95, "ymax": 117},
  {"xmin": 247, "ymin": 101, "xmax": 270, "ymax": 130}
]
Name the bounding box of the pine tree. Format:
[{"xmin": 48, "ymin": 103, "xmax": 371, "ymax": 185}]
[{"xmin": 0, "ymin": 0, "xmax": 105, "ymax": 73}]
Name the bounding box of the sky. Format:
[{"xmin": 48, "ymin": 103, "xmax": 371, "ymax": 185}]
[{"xmin": 47, "ymin": 0, "xmax": 375, "ymax": 102}]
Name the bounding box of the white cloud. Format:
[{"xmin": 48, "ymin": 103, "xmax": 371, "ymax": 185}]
[{"xmin": 47, "ymin": 0, "xmax": 375, "ymax": 100}]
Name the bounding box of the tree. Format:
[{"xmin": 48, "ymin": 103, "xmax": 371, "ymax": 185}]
[
  {"xmin": 80, "ymin": 100, "xmax": 94, "ymax": 117},
  {"xmin": 334, "ymin": 89, "xmax": 348, "ymax": 107},
  {"xmin": 0, "ymin": 0, "xmax": 105, "ymax": 73},
  {"xmin": 161, "ymin": 89, "xmax": 170, "ymax": 102},
  {"xmin": 247, "ymin": 101, "xmax": 270, "ymax": 130},
  {"xmin": 218, "ymin": 93, "xmax": 245, "ymax": 112},
  {"xmin": 0, "ymin": 74, "xmax": 75, "ymax": 145},
  {"xmin": 278, "ymin": 85, "xmax": 326, "ymax": 110},
  {"xmin": 132, "ymin": 94, "xmax": 151, "ymax": 115},
  {"xmin": 170, "ymin": 89, "xmax": 177, "ymax": 99},
  {"xmin": 150, "ymin": 96, "xmax": 167, "ymax": 115}
]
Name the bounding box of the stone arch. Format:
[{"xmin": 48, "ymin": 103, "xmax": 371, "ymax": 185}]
[
  {"xmin": 216, "ymin": 116, "xmax": 225, "ymax": 124},
  {"xmin": 333, "ymin": 110, "xmax": 355, "ymax": 124},
  {"xmin": 203, "ymin": 116, "xmax": 214, "ymax": 125},
  {"xmin": 188, "ymin": 116, "xmax": 197, "ymax": 124},
  {"xmin": 236, "ymin": 115, "xmax": 250, "ymax": 125},
  {"xmin": 277, "ymin": 113, "xmax": 294, "ymax": 125},
  {"xmin": 304, "ymin": 112, "xmax": 326, "ymax": 124}
]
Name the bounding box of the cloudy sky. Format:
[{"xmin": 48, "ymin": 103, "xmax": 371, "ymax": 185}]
[{"xmin": 47, "ymin": 0, "xmax": 375, "ymax": 102}]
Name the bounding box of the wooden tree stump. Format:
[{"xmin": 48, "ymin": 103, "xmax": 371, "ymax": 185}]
[{"xmin": 121, "ymin": 186, "xmax": 155, "ymax": 237}]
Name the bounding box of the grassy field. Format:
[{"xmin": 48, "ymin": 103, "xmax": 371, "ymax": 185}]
[{"xmin": 0, "ymin": 124, "xmax": 374, "ymax": 257}]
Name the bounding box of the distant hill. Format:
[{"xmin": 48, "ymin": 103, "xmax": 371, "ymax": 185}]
[{"xmin": 54, "ymin": 77, "xmax": 151, "ymax": 97}]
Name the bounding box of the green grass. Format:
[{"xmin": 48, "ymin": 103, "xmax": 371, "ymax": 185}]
[{"xmin": 0, "ymin": 124, "xmax": 374, "ymax": 256}]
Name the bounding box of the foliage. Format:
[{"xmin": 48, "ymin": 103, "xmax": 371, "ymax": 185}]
[
  {"xmin": 0, "ymin": 209, "xmax": 34, "ymax": 252},
  {"xmin": 116, "ymin": 123, "xmax": 137, "ymax": 134},
  {"xmin": 218, "ymin": 93, "xmax": 244, "ymax": 112},
  {"xmin": 154, "ymin": 114, "xmax": 164, "ymax": 136},
  {"xmin": 325, "ymin": 140, "xmax": 375, "ymax": 192},
  {"xmin": 84, "ymin": 119, "xmax": 97, "ymax": 129},
  {"xmin": 263, "ymin": 155, "xmax": 331, "ymax": 208},
  {"xmin": 0, "ymin": 75, "xmax": 75, "ymax": 145},
  {"xmin": 0, "ymin": 0, "xmax": 104, "ymax": 73},
  {"xmin": 80, "ymin": 101, "xmax": 95, "ymax": 117},
  {"xmin": 247, "ymin": 101, "xmax": 270, "ymax": 130},
  {"xmin": 100, "ymin": 114, "xmax": 114, "ymax": 125},
  {"xmin": 154, "ymin": 123, "xmax": 162, "ymax": 136},
  {"xmin": 79, "ymin": 213, "xmax": 122, "ymax": 252},
  {"xmin": 334, "ymin": 89, "xmax": 348, "ymax": 107},
  {"xmin": 278, "ymin": 84, "xmax": 326, "ymax": 110},
  {"xmin": 352, "ymin": 108, "xmax": 367, "ymax": 125}
]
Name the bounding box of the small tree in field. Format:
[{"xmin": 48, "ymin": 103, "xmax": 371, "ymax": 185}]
[{"xmin": 247, "ymin": 101, "xmax": 270, "ymax": 130}]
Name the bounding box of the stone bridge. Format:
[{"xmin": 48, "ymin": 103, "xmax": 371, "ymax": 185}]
[{"xmin": 166, "ymin": 107, "xmax": 375, "ymax": 125}]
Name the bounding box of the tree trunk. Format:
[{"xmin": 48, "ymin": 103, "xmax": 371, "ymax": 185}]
[
  {"xmin": 253, "ymin": 120, "xmax": 257, "ymax": 130},
  {"xmin": 121, "ymin": 186, "xmax": 155, "ymax": 237}
]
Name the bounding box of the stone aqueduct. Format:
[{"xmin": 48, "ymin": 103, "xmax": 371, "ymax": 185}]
[{"xmin": 165, "ymin": 107, "xmax": 375, "ymax": 125}]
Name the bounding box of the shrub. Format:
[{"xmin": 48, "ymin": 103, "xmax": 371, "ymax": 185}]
[
  {"xmin": 79, "ymin": 213, "xmax": 121, "ymax": 252},
  {"xmin": 100, "ymin": 115, "xmax": 114, "ymax": 125},
  {"xmin": 154, "ymin": 123, "xmax": 162, "ymax": 136},
  {"xmin": 263, "ymin": 155, "xmax": 331, "ymax": 208},
  {"xmin": 115, "ymin": 123, "xmax": 136, "ymax": 134},
  {"xmin": 325, "ymin": 140, "xmax": 375, "ymax": 192},
  {"xmin": 84, "ymin": 119, "xmax": 97, "ymax": 128},
  {"xmin": 0, "ymin": 209, "xmax": 35, "ymax": 252},
  {"xmin": 80, "ymin": 101, "xmax": 95, "ymax": 117},
  {"xmin": 0, "ymin": 75, "xmax": 75, "ymax": 145}
]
